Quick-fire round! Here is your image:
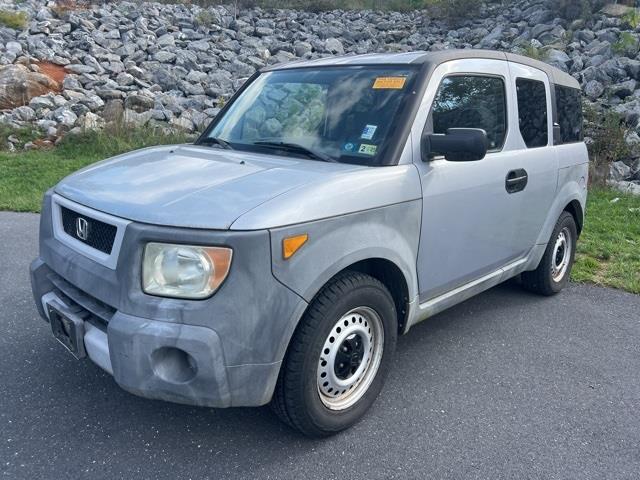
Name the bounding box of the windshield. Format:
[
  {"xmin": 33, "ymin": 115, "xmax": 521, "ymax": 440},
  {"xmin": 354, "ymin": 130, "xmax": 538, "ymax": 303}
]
[{"xmin": 200, "ymin": 66, "xmax": 418, "ymax": 165}]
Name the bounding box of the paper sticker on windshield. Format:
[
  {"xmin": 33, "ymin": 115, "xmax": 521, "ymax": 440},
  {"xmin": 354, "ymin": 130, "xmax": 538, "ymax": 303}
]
[
  {"xmin": 373, "ymin": 76, "xmax": 406, "ymax": 89},
  {"xmin": 361, "ymin": 125, "xmax": 377, "ymax": 140},
  {"xmin": 358, "ymin": 144, "xmax": 377, "ymax": 155}
]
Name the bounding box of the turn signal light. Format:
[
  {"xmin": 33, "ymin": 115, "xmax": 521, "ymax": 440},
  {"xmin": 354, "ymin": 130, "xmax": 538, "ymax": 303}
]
[{"xmin": 283, "ymin": 234, "xmax": 308, "ymax": 259}]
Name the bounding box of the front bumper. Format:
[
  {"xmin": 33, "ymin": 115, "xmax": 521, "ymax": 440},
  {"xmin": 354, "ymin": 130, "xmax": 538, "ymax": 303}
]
[
  {"xmin": 31, "ymin": 259, "xmax": 300, "ymax": 408},
  {"xmin": 30, "ymin": 193, "xmax": 308, "ymax": 407}
]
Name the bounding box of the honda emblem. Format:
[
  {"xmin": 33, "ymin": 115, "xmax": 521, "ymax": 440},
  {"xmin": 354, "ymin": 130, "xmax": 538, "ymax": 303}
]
[{"xmin": 76, "ymin": 217, "xmax": 89, "ymax": 241}]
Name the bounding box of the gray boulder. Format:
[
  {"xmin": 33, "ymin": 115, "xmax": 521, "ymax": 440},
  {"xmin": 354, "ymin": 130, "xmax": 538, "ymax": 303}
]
[
  {"xmin": 77, "ymin": 112, "xmax": 104, "ymax": 130},
  {"xmin": 585, "ymin": 80, "xmax": 605, "ymax": 100},
  {"xmin": 609, "ymin": 160, "xmax": 632, "ymax": 181},
  {"xmin": 102, "ymin": 99, "xmax": 124, "ymax": 123},
  {"xmin": 631, "ymin": 159, "xmax": 640, "ymax": 180},
  {"xmin": 155, "ymin": 51, "xmax": 177, "ymax": 63},
  {"xmin": 479, "ymin": 27, "xmax": 503, "ymax": 49},
  {"xmin": 123, "ymin": 109, "xmax": 153, "ymax": 127},
  {"xmin": 124, "ymin": 94, "xmax": 155, "ymax": 112},
  {"xmin": 294, "ymin": 42, "xmax": 313, "ymax": 57},
  {"xmin": 116, "ymin": 73, "xmax": 136, "ymax": 86},
  {"xmin": 613, "ymin": 80, "xmax": 637, "ymax": 99},
  {"xmin": 170, "ymin": 112, "xmax": 195, "ymax": 132},
  {"xmin": 547, "ymin": 49, "xmax": 571, "ymax": 71},
  {"xmin": 65, "ymin": 64, "xmax": 96, "ymax": 74},
  {"xmin": 51, "ymin": 107, "xmax": 78, "ymax": 128},
  {"xmin": 157, "ymin": 33, "xmax": 176, "ymax": 48},
  {"xmin": 325, "ymin": 38, "xmax": 344, "ymax": 54},
  {"xmin": 153, "ymin": 68, "xmax": 179, "ymax": 90},
  {"xmin": 608, "ymin": 180, "xmax": 640, "ymax": 196},
  {"xmin": 29, "ymin": 95, "xmax": 56, "ymax": 112},
  {"xmin": 12, "ymin": 106, "xmax": 36, "ymax": 122}
]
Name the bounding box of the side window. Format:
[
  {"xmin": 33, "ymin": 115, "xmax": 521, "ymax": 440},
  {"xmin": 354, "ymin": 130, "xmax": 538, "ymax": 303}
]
[
  {"xmin": 431, "ymin": 75, "xmax": 507, "ymax": 150},
  {"xmin": 516, "ymin": 78, "xmax": 548, "ymax": 148},
  {"xmin": 556, "ymin": 85, "xmax": 583, "ymax": 144}
]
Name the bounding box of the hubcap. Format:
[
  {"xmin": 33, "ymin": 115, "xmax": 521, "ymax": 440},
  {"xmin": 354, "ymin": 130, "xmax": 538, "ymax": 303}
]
[
  {"xmin": 551, "ymin": 227, "xmax": 572, "ymax": 283},
  {"xmin": 316, "ymin": 307, "xmax": 384, "ymax": 411}
]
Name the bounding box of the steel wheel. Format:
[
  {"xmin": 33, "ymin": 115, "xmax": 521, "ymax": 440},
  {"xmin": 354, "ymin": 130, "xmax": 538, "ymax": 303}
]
[
  {"xmin": 316, "ymin": 306, "xmax": 384, "ymax": 411},
  {"xmin": 271, "ymin": 271, "xmax": 397, "ymax": 437},
  {"xmin": 551, "ymin": 226, "xmax": 572, "ymax": 283}
]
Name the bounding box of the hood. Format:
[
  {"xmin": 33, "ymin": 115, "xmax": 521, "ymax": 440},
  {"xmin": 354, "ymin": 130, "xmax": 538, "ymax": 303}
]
[{"xmin": 55, "ymin": 144, "xmax": 360, "ymax": 230}]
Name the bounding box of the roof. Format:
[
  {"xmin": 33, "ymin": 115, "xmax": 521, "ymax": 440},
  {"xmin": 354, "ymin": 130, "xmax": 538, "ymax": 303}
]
[{"xmin": 264, "ymin": 49, "xmax": 580, "ymax": 89}]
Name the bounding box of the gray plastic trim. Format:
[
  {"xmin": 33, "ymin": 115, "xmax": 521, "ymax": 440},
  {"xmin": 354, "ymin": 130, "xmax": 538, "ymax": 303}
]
[
  {"xmin": 408, "ymin": 257, "xmax": 529, "ymax": 329},
  {"xmin": 51, "ymin": 193, "xmax": 130, "ymax": 270}
]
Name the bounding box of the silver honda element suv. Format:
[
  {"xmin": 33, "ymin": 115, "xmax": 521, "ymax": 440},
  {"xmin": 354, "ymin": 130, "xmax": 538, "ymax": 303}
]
[{"xmin": 30, "ymin": 50, "xmax": 588, "ymax": 436}]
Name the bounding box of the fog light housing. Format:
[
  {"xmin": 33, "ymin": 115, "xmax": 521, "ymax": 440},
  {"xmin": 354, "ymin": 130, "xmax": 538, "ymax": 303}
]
[{"xmin": 151, "ymin": 347, "xmax": 198, "ymax": 384}]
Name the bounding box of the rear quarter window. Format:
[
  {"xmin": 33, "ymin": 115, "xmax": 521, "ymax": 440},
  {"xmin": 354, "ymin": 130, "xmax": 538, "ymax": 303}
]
[
  {"xmin": 555, "ymin": 85, "xmax": 583, "ymax": 144},
  {"xmin": 516, "ymin": 78, "xmax": 548, "ymax": 148}
]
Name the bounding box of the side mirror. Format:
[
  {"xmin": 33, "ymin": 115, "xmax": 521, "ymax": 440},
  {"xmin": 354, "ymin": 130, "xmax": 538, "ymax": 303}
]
[{"xmin": 422, "ymin": 128, "xmax": 489, "ymax": 162}]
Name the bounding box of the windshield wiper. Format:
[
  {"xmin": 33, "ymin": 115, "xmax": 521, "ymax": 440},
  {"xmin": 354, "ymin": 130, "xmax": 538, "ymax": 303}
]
[
  {"xmin": 198, "ymin": 136, "xmax": 234, "ymax": 150},
  {"xmin": 253, "ymin": 141, "xmax": 337, "ymax": 163}
]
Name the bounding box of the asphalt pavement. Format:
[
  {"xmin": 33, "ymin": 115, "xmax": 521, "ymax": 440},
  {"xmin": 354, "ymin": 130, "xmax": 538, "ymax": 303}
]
[{"xmin": 1, "ymin": 211, "xmax": 639, "ymax": 479}]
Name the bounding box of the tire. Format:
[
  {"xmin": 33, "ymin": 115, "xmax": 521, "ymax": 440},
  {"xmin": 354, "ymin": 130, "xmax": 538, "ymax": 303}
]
[
  {"xmin": 522, "ymin": 211, "xmax": 577, "ymax": 296},
  {"xmin": 271, "ymin": 271, "xmax": 397, "ymax": 437}
]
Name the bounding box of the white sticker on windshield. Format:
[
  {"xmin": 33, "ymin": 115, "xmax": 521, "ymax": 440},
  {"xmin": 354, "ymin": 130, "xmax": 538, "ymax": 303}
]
[{"xmin": 361, "ymin": 125, "xmax": 377, "ymax": 140}]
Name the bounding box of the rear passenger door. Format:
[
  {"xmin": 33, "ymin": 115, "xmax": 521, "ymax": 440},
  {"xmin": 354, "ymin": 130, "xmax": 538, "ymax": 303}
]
[{"xmin": 507, "ymin": 62, "xmax": 558, "ymax": 253}]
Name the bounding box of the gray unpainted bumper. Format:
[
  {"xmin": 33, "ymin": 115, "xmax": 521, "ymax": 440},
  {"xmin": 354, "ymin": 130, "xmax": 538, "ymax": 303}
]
[{"xmin": 30, "ymin": 193, "xmax": 308, "ymax": 408}]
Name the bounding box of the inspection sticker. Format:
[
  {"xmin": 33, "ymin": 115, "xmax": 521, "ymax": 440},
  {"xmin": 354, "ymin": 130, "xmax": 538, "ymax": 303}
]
[
  {"xmin": 358, "ymin": 144, "xmax": 377, "ymax": 155},
  {"xmin": 372, "ymin": 76, "xmax": 406, "ymax": 89},
  {"xmin": 361, "ymin": 124, "xmax": 378, "ymax": 140},
  {"xmin": 343, "ymin": 142, "xmax": 357, "ymax": 152}
]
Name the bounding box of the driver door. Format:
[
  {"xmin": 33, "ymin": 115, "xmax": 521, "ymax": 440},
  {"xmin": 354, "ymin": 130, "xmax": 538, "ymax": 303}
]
[{"xmin": 412, "ymin": 59, "xmax": 526, "ymax": 301}]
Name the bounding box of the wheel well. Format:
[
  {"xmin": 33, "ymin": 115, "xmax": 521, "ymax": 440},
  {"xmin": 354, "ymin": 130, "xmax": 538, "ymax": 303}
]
[
  {"xmin": 563, "ymin": 200, "xmax": 584, "ymax": 236},
  {"xmin": 343, "ymin": 258, "xmax": 410, "ymax": 334}
]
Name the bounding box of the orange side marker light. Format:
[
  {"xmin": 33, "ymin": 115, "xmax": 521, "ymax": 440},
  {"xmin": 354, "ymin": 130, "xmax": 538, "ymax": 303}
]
[{"xmin": 283, "ymin": 234, "xmax": 308, "ymax": 260}]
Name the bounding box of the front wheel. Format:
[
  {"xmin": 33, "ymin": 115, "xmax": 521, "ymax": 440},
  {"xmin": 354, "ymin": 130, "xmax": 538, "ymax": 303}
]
[
  {"xmin": 271, "ymin": 271, "xmax": 397, "ymax": 437},
  {"xmin": 522, "ymin": 211, "xmax": 577, "ymax": 296}
]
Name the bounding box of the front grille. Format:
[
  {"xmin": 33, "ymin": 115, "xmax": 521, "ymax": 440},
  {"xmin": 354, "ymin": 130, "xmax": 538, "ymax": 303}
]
[{"xmin": 60, "ymin": 206, "xmax": 117, "ymax": 254}]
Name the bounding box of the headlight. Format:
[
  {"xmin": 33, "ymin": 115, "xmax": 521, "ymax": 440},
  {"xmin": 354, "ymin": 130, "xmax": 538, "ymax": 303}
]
[{"xmin": 142, "ymin": 243, "xmax": 233, "ymax": 299}]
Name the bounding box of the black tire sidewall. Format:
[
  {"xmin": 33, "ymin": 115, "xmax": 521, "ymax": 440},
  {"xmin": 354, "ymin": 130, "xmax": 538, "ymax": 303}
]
[
  {"xmin": 546, "ymin": 212, "xmax": 577, "ymax": 293},
  {"xmin": 299, "ymin": 279, "xmax": 397, "ymax": 435}
]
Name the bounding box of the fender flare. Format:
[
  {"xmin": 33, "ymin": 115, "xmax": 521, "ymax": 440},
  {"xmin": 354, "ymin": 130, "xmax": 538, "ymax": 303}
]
[
  {"xmin": 269, "ymin": 202, "xmax": 422, "ymax": 325},
  {"xmin": 534, "ymin": 179, "xmax": 586, "ymax": 247}
]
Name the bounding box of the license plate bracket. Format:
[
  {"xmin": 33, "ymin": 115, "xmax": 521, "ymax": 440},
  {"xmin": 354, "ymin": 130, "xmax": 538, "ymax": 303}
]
[{"xmin": 48, "ymin": 303, "xmax": 86, "ymax": 360}]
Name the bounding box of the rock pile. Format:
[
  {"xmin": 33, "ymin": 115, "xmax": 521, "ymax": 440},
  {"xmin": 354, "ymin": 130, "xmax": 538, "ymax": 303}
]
[{"xmin": 0, "ymin": 0, "xmax": 639, "ymax": 188}]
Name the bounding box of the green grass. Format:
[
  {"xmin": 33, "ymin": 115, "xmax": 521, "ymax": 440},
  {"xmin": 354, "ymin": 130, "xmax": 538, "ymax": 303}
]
[
  {"xmin": 613, "ymin": 31, "xmax": 640, "ymax": 56},
  {"xmin": 520, "ymin": 44, "xmax": 548, "ymax": 61},
  {"xmin": 572, "ymin": 188, "xmax": 640, "ymax": 294},
  {"xmin": 1, "ymin": 134, "xmax": 639, "ymax": 293},
  {"xmin": 622, "ymin": 7, "xmax": 640, "ymax": 29},
  {"xmin": 0, "ymin": 9, "xmax": 27, "ymax": 29},
  {"xmin": 0, "ymin": 126, "xmax": 191, "ymax": 212}
]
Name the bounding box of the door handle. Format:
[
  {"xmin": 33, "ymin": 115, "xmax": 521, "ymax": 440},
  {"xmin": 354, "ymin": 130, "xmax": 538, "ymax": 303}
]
[{"xmin": 505, "ymin": 169, "xmax": 528, "ymax": 194}]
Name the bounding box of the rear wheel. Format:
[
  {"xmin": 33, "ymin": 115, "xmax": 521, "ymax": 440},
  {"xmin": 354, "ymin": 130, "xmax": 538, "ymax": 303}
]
[
  {"xmin": 271, "ymin": 271, "xmax": 397, "ymax": 437},
  {"xmin": 522, "ymin": 211, "xmax": 577, "ymax": 296}
]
